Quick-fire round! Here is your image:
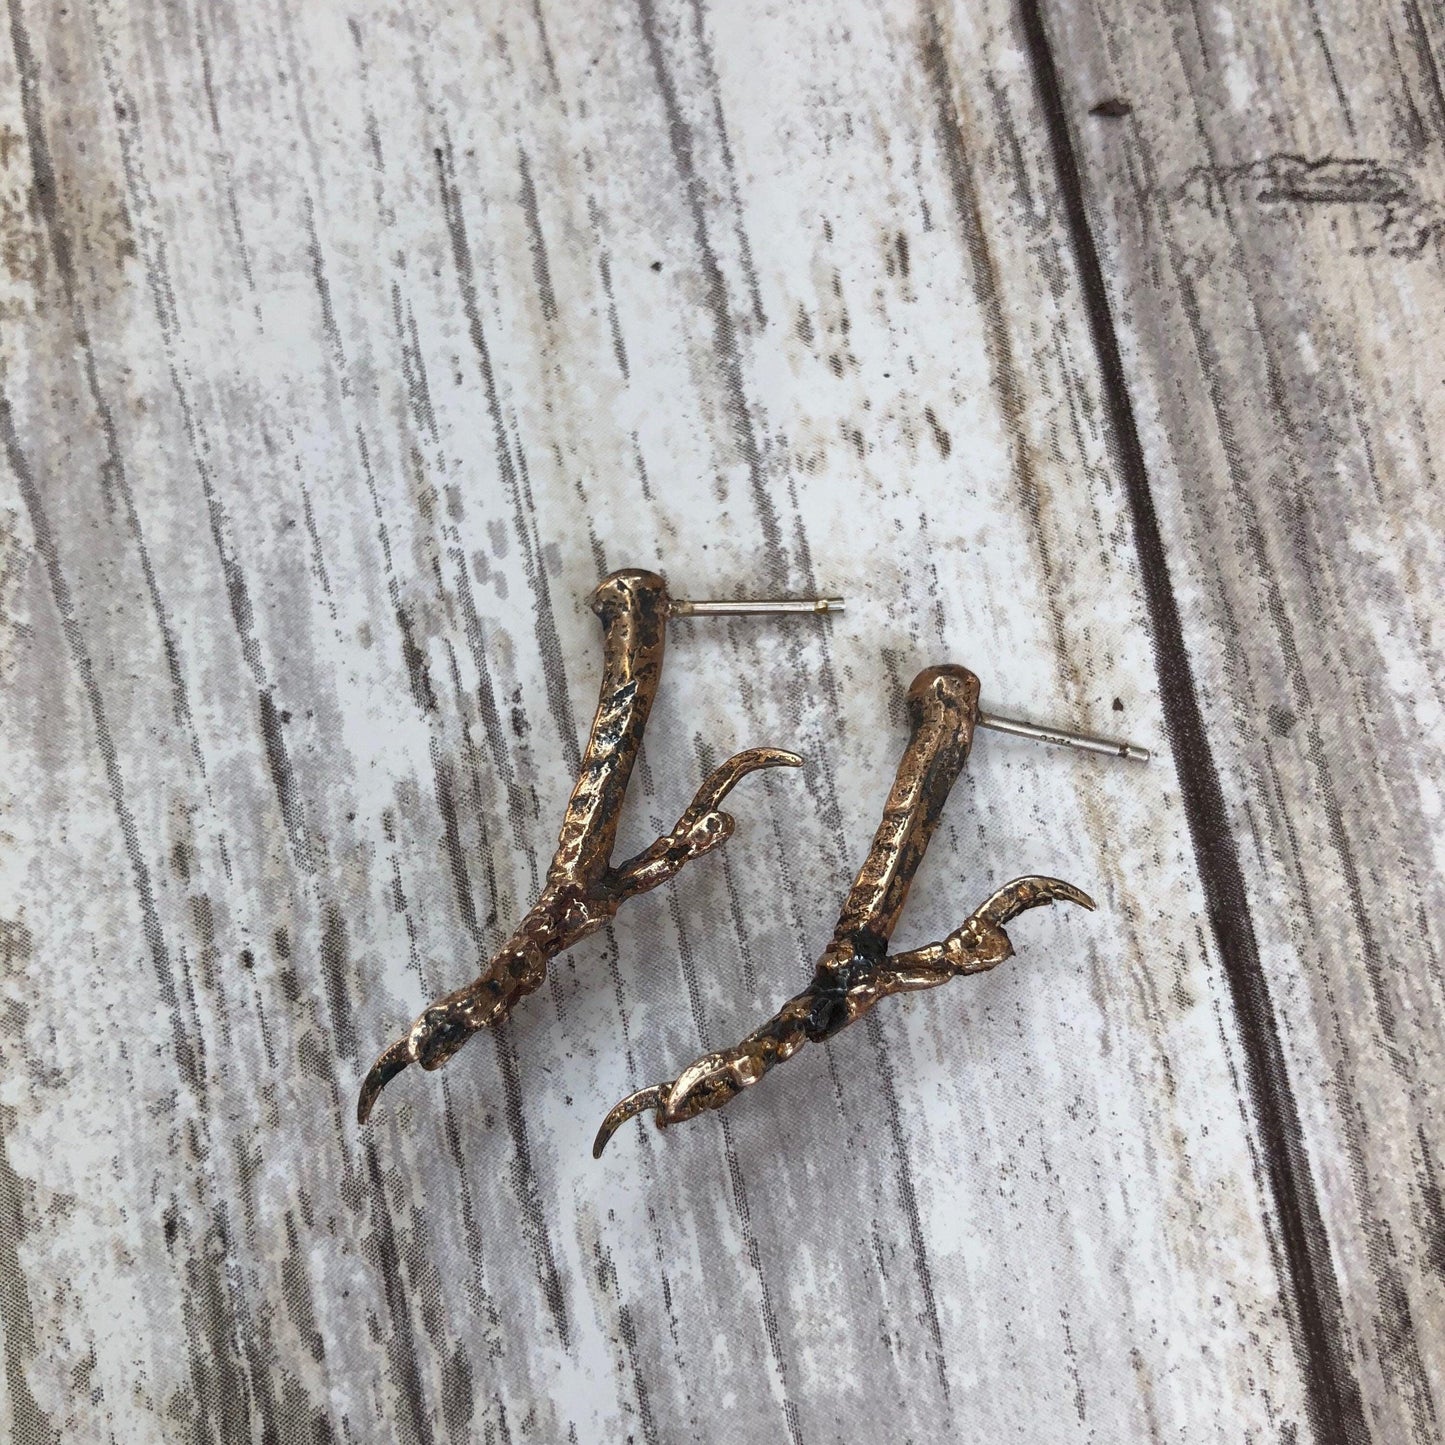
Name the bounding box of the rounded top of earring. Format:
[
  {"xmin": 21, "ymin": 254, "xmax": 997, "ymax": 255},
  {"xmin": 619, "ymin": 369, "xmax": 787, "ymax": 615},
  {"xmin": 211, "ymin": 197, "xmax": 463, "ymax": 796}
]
[
  {"xmin": 907, "ymin": 664, "xmax": 981, "ymax": 716},
  {"xmin": 590, "ymin": 569, "xmax": 669, "ymax": 622}
]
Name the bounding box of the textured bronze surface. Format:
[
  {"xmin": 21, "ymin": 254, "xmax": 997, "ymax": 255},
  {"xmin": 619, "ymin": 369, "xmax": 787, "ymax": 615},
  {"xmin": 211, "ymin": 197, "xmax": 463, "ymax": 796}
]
[
  {"xmin": 594, "ymin": 665, "xmax": 1094, "ymax": 1155},
  {"xmin": 359, "ymin": 569, "xmax": 800, "ymax": 1122}
]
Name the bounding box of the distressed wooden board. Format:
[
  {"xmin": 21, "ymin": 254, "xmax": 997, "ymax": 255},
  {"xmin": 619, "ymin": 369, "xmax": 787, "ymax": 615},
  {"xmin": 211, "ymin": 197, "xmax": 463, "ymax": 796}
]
[
  {"xmin": 1029, "ymin": 0, "xmax": 1445, "ymax": 1440},
  {"xmin": 0, "ymin": 1, "xmax": 1432, "ymax": 1443}
]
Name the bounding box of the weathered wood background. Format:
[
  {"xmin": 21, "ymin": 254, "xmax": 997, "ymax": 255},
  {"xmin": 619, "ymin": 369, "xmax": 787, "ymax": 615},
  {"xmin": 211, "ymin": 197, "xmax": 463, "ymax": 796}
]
[{"xmin": 2, "ymin": 0, "xmax": 1441, "ymax": 1439}]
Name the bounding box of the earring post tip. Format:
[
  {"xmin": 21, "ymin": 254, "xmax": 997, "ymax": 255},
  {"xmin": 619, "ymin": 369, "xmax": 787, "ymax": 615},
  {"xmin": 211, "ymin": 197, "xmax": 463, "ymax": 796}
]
[{"xmin": 670, "ymin": 595, "xmax": 845, "ymax": 618}]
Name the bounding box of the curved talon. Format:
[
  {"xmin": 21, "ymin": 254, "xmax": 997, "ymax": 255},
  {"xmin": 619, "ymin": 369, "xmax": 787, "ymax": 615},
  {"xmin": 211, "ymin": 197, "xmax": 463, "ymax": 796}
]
[
  {"xmin": 688, "ymin": 748, "xmax": 802, "ymax": 816},
  {"xmin": 610, "ymin": 748, "xmax": 804, "ymax": 897},
  {"xmin": 359, "ymin": 980, "xmax": 511, "ymax": 1121},
  {"xmin": 357, "ymin": 1035, "xmax": 416, "ymax": 1124},
  {"xmin": 884, "ymin": 875, "xmax": 1096, "ymax": 982},
  {"xmin": 970, "ymin": 875, "xmax": 1095, "ymax": 928},
  {"xmin": 593, "ymin": 1084, "xmax": 666, "ymax": 1158}
]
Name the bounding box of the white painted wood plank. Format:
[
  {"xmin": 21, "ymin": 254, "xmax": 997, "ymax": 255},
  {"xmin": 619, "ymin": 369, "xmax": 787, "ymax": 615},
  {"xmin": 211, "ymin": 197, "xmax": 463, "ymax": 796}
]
[
  {"xmin": 1032, "ymin": 0, "xmax": 1445, "ymax": 1438},
  {"xmin": 0, "ymin": 0, "xmax": 1393, "ymax": 1439}
]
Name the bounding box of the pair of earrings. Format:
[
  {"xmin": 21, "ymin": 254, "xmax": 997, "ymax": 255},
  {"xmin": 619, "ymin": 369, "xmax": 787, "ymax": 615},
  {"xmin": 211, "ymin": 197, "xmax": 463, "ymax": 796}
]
[{"xmin": 358, "ymin": 568, "xmax": 1146, "ymax": 1156}]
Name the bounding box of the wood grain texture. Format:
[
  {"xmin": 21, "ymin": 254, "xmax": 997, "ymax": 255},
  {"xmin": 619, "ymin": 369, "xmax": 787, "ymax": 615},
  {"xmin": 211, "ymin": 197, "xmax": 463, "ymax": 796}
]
[
  {"xmin": 1031, "ymin": 0, "xmax": 1445, "ymax": 1439},
  {"xmin": 0, "ymin": 0, "xmax": 1434, "ymax": 1441}
]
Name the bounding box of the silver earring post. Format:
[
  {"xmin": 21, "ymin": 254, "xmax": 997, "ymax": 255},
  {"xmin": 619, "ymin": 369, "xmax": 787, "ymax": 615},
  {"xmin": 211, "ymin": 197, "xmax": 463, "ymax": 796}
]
[
  {"xmin": 670, "ymin": 595, "xmax": 845, "ymax": 618},
  {"xmin": 978, "ymin": 710, "xmax": 1150, "ymax": 764},
  {"xmin": 672, "ymin": 593, "xmax": 1146, "ymax": 762}
]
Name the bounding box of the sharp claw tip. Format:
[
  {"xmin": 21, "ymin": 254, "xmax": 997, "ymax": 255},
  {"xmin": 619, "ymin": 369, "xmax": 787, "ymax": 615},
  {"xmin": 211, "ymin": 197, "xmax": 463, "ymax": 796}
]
[
  {"xmin": 592, "ymin": 1112, "xmax": 627, "ymax": 1159},
  {"xmin": 592, "ymin": 1085, "xmax": 665, "ymax": 1160},
  {"xmin": 356, "ymin": 1076, "xmax": 384, "ymax": 1125},
  {"xmin": 356, "ymin": 1040, "xmax": 414, "ymax": 1125},
  {"xmin": 974, "ymin": 876, "xmax": 1097, "ymax": 930},
  {"xmin": 744, "ymin": 748, "xmax": 802, "ymax": 772},
  {"xmin": 1049, "ymin": 880, "xmax": 1096, "ymax": 912}
]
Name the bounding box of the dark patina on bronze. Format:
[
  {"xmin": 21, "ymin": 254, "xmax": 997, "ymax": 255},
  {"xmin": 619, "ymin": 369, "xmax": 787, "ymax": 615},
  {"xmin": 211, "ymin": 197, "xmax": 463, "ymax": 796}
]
[
  {"xmin": 593, "ymin": 665, "xmax": 1094, "ymax": 1155},
  {"xmin": 359, "ymin": 569, "xmax": 803, "ymax": 1123}
]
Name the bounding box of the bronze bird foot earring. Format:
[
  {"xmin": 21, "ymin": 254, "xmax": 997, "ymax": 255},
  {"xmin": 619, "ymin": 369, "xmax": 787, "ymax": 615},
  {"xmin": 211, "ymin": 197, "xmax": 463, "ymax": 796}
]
[
  {"xmin": 359, "ymin": 568, "xmax": 842, "ymax": 1123},
  {"xmin": 594, "ymin": 663, "xmax": 1145, "ymax": 1155}
]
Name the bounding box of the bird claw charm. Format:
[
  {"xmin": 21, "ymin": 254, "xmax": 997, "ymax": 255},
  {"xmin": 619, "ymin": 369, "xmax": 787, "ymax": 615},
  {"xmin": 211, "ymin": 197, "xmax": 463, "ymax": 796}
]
[
  {"xmin": 359, "ymin": 572, "xmax": 810, "ymax": 1123},
  {"xmin": 594, "ymin": 666, "xmax": 1097, "ymax": 1156}
]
